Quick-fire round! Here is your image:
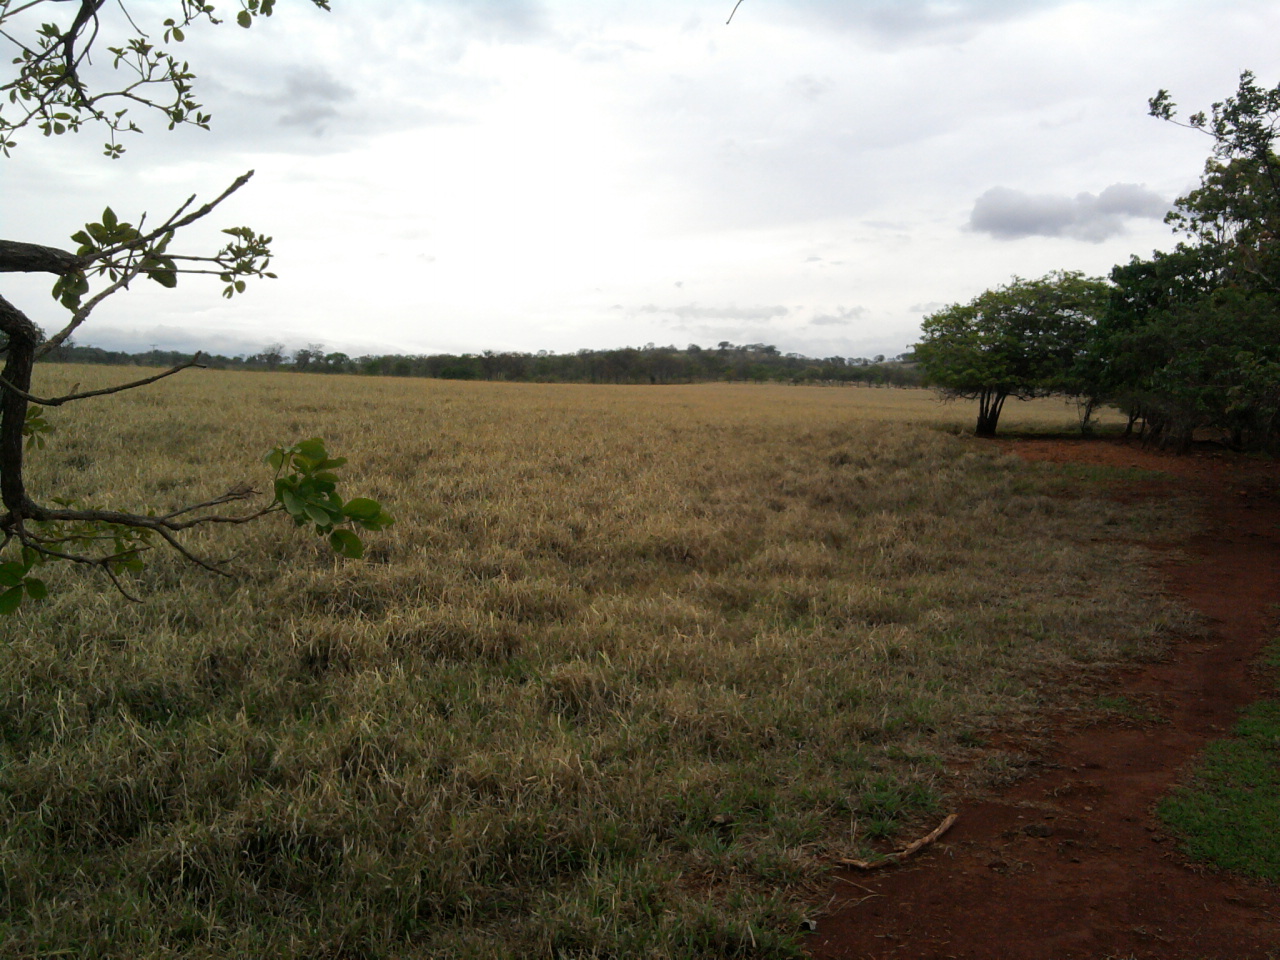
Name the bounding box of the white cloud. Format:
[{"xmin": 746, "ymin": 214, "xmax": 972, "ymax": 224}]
[
  {"xmin": 810, "ymin": 306, "xmax": 868, "ymax": 326},
  {"xmin": 968, "ymin": 183, "xmax": 1172, "ymax": 242},
  {"xmin": 637, "ymin": 303, "xmax": 790, "ymax": 322}
]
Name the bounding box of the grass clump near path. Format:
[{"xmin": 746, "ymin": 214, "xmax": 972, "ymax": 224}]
[
  {"xmin": 1, "ymin": 369, "xmax": 1181, "ymax": 958},
  {"xmin": 1158, "ymin": 642, "xmax": 1280, "ymax": 881}
]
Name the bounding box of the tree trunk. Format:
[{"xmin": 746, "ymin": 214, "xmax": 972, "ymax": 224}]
[
  {"xmin": 975, "ymin": 389, "xmax": 1007, "ymax": 438},
  {"xmin": 0, "ymin": 293, "xmax": 39, "ymax": 517}
]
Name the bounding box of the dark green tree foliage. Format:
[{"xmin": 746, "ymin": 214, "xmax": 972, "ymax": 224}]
[
  {"xmin": 914, "ymin": 271, "xmax": 1108, "ymax": 437},
  {"xmin": 1092, "ymin": 71, "xmax": 1280, "ymax": 450},
  {"xmin": 0, "ymin": 1, "xmax": 390, "ymax": 615},
  {"xmin": 42, "ymin": 340, "xmax": 926, "ymax": 386},
  {"xmin": 1089, "ymin": 242, "xmax": 1280, "ymax": 450},
  {"xmin": 1152, "ymin": 70, "xmax": 1280, "ymax": 293}
]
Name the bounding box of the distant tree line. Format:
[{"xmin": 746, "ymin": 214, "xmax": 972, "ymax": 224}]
[
  {"xmin": 41, "ymin": 338, "xmax": 922, "ymax": 387},
  {"xmin": 916, "ymin": 71, "xmax": 1280, "ymax": 450}
]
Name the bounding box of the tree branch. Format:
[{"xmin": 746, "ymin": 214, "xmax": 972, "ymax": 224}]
[
  {"xmin": 0, "ymin": 240, "xmax": 86, "ymax": 275},
  {"xmin": 38, "ymin": 268, "xmax": 136, "ymax": 357},
  {"xmin": 0, "ymin": 355, "xmax": 205, "ymax": 406}
]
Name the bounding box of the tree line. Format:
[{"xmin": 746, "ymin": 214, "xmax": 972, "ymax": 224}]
[
  {"xmin": 43, "ymin": 339, "xmax": 923, "ymax": 387},
  {"xmin": 916, "ymin": 71, "xmax": 1280, "ymax": 450}
]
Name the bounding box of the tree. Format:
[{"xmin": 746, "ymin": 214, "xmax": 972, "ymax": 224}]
[
  {"xmin": 1151, "ymin": 70, "xmax": 1280, "ymax": 293},
  {"xmin": 292, "ymin": 342, "xmax": 326, "ymax": 371},
  {"xmin": 914, "ymin": 271, "xmax": 1109, "ymax": 437},
  {"xmin": 0, "ymin": 1, "xmax": 390, "ymax": 614},
  {"xmin": 1109, "ymin": 70, "xmax": 1280, "ymax": 450},
  {"xmin": 256, "ymin": 341, "xmax": 287, "ymax": 369}
]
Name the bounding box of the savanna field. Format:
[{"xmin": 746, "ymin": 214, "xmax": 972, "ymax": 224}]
[{"xmin": 1, "ymin": 367, "xmax": 1191, "ymax": 959}]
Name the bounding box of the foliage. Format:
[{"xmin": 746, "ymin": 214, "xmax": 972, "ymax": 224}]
[
  {"xmin": 1085, "ymin": 70, "xmax": 1280, "ymax": 450},
  {"xmin": 1151, "ymin": 69, "xmax": 1280, "ymax": 292},
  {"xmin": 0, "ymin": 1, "xmax": 389, "ymax": 616},
  {"xmin": 1, "ymin": 0, "xmax": 330, "ymax": 157},
  {"xmin": 914, "ymin": 271, "xmax": 1109, "ymax": 437},
  {"xmin": 267, "ymin": 438, "xmax": 393, "ymax": 559},
  {"xmin": 916, "ymin": 72, "xmax": 1280, "ymax": 449},
  {"xmin": 1091, "ymin": 244, "xmax": 1280, "ymax": 449}
]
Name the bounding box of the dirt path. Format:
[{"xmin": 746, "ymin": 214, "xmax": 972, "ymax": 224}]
[{"xmin": 809, "ymin": 438, "xmax": 1280, "ymax": 960}]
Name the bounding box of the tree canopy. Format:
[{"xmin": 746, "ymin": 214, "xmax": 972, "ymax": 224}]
[
  {"xmin": 1093, "ymin": 70, "xmax": 1280, "ymax": 449},
  {"xmin": 914, "ymin": 271, "xmax": 1109, "ymax": 437}
]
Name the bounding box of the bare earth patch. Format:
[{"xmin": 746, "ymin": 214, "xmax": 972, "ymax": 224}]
[{"xmin": 810, "ymin": 437, "xmax": 1280, "ymax": 960}]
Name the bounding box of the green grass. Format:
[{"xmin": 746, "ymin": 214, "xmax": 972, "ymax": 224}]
[
  {"xmin": 1158, "ymin": 641, "xmax": 1280, "ymax": 881},
  {"xmin": 1088, "ymin": 694, "xmax": 1168, "ymax": 725}
]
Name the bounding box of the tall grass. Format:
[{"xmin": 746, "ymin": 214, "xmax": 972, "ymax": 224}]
[{"xmin": 2, "ymin": 370, "xmax": 1180, "ymax": 958}]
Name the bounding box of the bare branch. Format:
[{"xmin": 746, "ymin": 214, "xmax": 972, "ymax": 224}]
[
  {"xmin": 33, "ymin": 500, "xmax": 279, "ymax": 533},
  {"xmin": 149, "ymin": 524, "xmax": 234, "ymax": 577},
  {"xmin": 102, "ymin": 564, "xmax": 144, "ymax": 602},
  {"xmin": 158, "ymin": 483, "xmax": 262, "ymax": 521},
  {"xmin": 0, "ymin": 355, "xmax": 205, "ymax": 405},
  {"xmin": 726, "ymin": 0, "xmax": 745, "ymax": 25}
]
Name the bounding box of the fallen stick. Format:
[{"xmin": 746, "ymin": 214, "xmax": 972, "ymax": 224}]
[{"xmin": 837, "ymin": 812, "xmax": 959, "ymax": 870}]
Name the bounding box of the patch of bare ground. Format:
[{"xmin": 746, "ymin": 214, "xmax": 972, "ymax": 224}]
[{"xmin": 810, "ymin": 437, "xmax": 1280, "ymax": 960}]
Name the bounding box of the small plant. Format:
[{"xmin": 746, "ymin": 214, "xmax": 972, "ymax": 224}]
[{"xmin": 267, "ymin": 438, "xmax": 394, "ymax": 559}]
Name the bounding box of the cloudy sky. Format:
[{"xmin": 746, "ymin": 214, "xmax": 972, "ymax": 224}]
[{"xmin": 4, "ymin": 0, "xmax": 1279, "ymax": 360}]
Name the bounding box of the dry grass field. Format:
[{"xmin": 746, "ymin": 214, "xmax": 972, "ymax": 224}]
[{"xmin": 1, "ymin": 368, "xmax": 1182, "ymax": 958}]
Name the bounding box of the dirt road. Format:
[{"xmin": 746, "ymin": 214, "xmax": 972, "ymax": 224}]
[{"xmin": 810, "ymin": 438, "xmax": 1280, "ymax": 960}]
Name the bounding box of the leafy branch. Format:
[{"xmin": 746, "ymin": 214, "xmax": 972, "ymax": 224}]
[
  {"xmin": 0, "ymin": 436, "xmax": 392, "ymax": 613},
  {"xmin": 0, "ymin": 0, "xmax": 330, "ymax": 157}
]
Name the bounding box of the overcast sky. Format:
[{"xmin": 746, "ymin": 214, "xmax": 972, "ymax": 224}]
[{"xmin": 4, "ymin": 0, "xmax": 1279, "ymax": 360}]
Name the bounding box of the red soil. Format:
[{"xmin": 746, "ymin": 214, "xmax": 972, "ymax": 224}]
[{"xmin": 809, "ymin": 438, "xmax": 1280, "ymax": 960}]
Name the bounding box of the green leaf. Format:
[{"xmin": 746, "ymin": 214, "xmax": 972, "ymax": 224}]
[
  {"xmin": 343, "ymin": 498, "xmax": 382, "ymax": 521},
  {"xmin": 0, "ymin": 585, "xmax": 23, "ymax": 615},
  {"xmin": 237, "ymin": 9, "xmax": 252, "ymax": 27},
  {"xmin": 304, "ymin": 502, "xmax": 333, "ymax": 527},
  {"xmin": 296, "ymin": 438, "xmax": 327, "ymax": 461},
  {"xmin": 24, "ymin": 578, "xmax": 48, "ymax": 601},
  {"xmin": 328, "ymin": 529, "xmax": 364, "ymax": 559},
  {"xmin": 280, "ymin": 487, "xmax": 304, "ymax": 516},
  {"xmin": 0, "ymin": 562, "xmax": 26, "ymax": 588}
]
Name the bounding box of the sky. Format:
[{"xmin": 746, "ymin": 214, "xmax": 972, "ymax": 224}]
[{"xmin": 4, "ymin": 0, "xmax": 1280, "ymax": 361}]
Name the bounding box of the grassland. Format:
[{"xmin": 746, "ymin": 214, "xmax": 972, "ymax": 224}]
[{"xmin": 1, "ymin": 369, "xmax": 1181, "ymax": 958}]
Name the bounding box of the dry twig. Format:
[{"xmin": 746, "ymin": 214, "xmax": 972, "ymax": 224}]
[{"xmin": 837, "ymin": 813, "xmax": 959, "ymax": 870}]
